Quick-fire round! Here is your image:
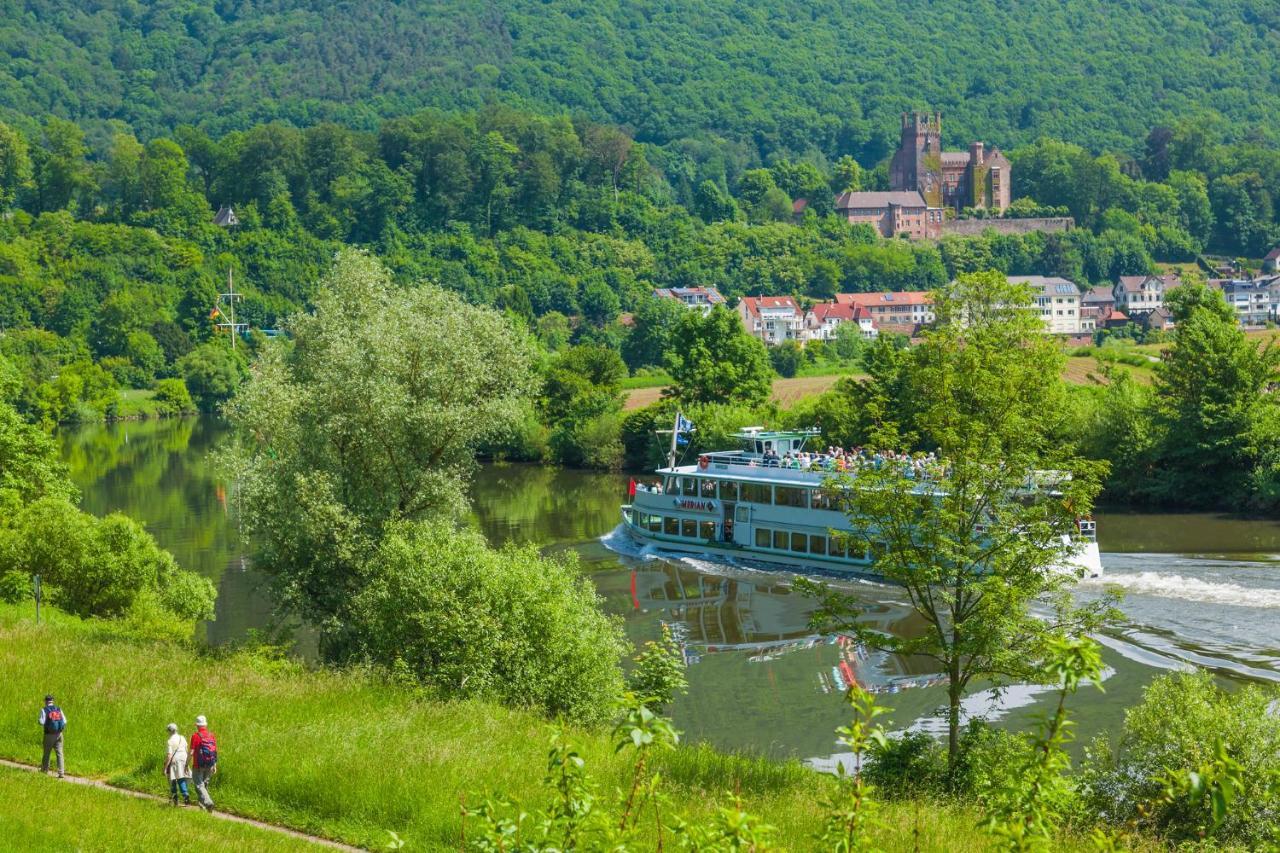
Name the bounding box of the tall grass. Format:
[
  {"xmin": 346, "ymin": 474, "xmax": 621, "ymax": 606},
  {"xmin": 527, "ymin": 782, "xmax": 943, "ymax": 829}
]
[
  {"xmin": 0, "ymin": 765, "xmax": 318, "ymax": 851},
  {"xmin": 0, "ymin": 603, "xmax": 1117, "ymax": 851}
]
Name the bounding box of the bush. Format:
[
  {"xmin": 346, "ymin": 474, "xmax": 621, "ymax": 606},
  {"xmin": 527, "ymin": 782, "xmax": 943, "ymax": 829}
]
[
  {"xmin": 0, "ymin": 498, "xmax": 214, "ymax": 627},
  {"xmin": 865, "ymin": 730, "xmax": 947, "ymax": 798},
  {"xmin": 152, "ymin": 378, "xmax": 194, "ymax": 415},
  {"xmin": 1080, "ymin": 670, "xmax": 1280, "ymax": 845},
  {"xmin": 347, "ymin": 522, "xmax": 627, "ymax": 725},
  {"xmin": 770, "ymin": 339, "xmax": 803, "ymax": 378}
]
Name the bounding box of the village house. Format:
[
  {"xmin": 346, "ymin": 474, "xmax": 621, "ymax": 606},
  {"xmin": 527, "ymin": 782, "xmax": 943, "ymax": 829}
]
[
  {"xmin": 1113, "ymin": 274, "xmax": 1182, "ymax": 316},
  {"xmin": 1264, "ymin": 247, "xmax": 1280, "ymax": 274},
  {"xmin": 1216, "ymin": 276, "xmax": 1280, "ymax": 327},
  {"xmin": 804, "ymin": 302, "xmax": 878, "ymax": 342},
  {"xmin": 738, "ymin": 295, "xmax": 803, "ymax": 345},
  {"xmin": 833, "ymin": 191, "xmax": 943, "ymax": 240},
  {"xmin": 834, "ymin": 291, "xmax": 934, "ymax": 334},
  {"xmin": 1009, "ymin": 275, "xmax": 1082, "ymax": 335},
  {"xmin": 1080, "ymin": 286, "xmax": 1116, "ymax": 333},
  {"xmin": 652, "ymin": 286, "xmax": 726, "ymax": 313},
  {"xmin": 1139, "ymin": 306, "xmax": 1176, "ymax": 333}
]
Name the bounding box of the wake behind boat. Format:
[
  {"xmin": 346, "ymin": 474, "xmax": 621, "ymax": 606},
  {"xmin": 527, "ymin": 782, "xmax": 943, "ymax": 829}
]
[{"xmin": 618, "ymin": 415, "xmax": 1103, "ymax": 580}]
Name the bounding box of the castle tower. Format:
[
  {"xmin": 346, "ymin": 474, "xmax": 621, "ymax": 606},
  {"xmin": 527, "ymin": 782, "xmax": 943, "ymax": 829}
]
[{"xmin": 889, "ymin": 112, "xmax": 943, "ymax": 207}]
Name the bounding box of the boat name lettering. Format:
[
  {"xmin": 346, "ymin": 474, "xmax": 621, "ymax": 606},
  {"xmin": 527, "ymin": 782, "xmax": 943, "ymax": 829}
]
[{"xmin": 672, "ymin": 498, "xmax": 717, "ymax": 512}]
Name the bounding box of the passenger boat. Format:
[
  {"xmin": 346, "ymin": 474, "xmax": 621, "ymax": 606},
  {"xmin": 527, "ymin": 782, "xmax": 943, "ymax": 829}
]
[{"xmin": 620, "ymin": 416, "xmax": 1103, "ymax": 579}]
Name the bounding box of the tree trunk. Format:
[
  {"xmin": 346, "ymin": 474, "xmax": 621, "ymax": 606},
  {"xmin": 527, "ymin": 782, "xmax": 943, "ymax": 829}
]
[{"xmin": 947, "ymin": 659, "xmax": 962, "ymax": 767}]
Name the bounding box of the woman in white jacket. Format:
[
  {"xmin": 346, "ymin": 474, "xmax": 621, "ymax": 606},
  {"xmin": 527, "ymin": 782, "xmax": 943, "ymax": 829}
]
[{"xmin": 163, "ymin": 723, "xmax": 191, "ymax": 806}]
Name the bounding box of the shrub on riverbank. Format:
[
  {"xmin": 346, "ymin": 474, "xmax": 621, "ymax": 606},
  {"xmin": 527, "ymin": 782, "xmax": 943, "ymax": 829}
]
[
  {"xmin": 1080, "ymin": 670, "xmax": 1280, "ymax": 845},
  {"xmin": 346, "ymin": 521, "xmax": 626, "ymax": 725}
]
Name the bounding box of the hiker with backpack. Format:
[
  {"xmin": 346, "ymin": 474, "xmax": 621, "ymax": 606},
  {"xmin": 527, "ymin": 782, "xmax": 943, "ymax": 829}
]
[
  {"xmin": 190, "ymin": 715, "xmax": 217, "ymax": 812},
  {"xmin": 38, "ymin": 694, "xmax": 66, "ymax": 777},
  {"xmin": 163, "ymin": 723, "xmax": 191, "ymax": 806}
]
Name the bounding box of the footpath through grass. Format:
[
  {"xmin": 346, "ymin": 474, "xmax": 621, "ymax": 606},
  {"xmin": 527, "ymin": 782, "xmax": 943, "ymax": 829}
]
[
  {"xmin": 0, "ymin": 602, "xmax": 1118, "ymax": 851},
  {"xmin": 0, "ymin": 764, "xmax": 319, "ymax": 851}
]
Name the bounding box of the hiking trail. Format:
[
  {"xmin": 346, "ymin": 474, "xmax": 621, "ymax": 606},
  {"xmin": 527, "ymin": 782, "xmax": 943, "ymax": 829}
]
[{"xmin": 0, "ymin": 758, "xmax": 366, "ymax": 851}]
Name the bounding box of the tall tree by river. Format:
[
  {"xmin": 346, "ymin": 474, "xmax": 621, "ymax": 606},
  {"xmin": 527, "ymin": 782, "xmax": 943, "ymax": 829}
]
[{"xmin": 801, "ymin": 271, "xmax": 1116, "ymax": 764}]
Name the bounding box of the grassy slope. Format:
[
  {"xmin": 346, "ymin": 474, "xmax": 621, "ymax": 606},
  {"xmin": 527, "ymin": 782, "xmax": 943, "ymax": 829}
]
[
  {"xmin": 0, "ymin": 602, "xmax": 1119, "ymax": 852},
  {"xmin": 624, "ymin": 373, "xmax": 855, "ymax": 410},
  {"xmin": 0, "ymin": 765, "xmax": 319, "ymax": 851}
]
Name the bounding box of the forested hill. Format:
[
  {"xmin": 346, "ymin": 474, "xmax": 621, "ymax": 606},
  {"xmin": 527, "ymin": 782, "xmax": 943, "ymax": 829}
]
[{"xmin": 4, "ymin": 0, "xmax": 1278, "ymax": 162}]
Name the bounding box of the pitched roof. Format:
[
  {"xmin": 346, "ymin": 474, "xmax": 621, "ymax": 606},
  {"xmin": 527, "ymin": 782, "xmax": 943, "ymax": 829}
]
[
  {"xmin": 739, "ymin": 295, "xmax": 799, "ymax": 316},
  {"xmin": 808, "ymin": 302, "xmax": 869, "ymax": 323},
  {"xmin": 834, "ymin": 191, "xmax": 928, "ymax": 210},
  {"xmin": 1264, "ymin": 247, "xmax": 1280, "ymax": 261},
  {"xmin": 1107, "ymin": 309, "xmax": 1130, "ymax": 322},
  {"xmin": 1117, "ymin": 274, "xmax": 1181, "ymax": 293},
  {"xmin": 1007, "ymin": 275, "xmax": 1080, "ymax": 295},
  {"xmin": 835, "ymin": 291, "xmax": 933, "ymax": 307},
  {"xmin": 940, "ymin": 152, "xmax": 971, "ymax": 166},
  {"xmin": 792, "ymin": 198, "xmax": 809, "ymax": 214},
  {"xmin": 1082, "ymin": 286, "xmax": 1115, "ymax": 305},
  {"xmin": 212, "ymin": 205, "xmax": 238, "ymax": 227},
  {"xmin": 653, "ymin": 287, "xmax": 725, "ymax": 304}
]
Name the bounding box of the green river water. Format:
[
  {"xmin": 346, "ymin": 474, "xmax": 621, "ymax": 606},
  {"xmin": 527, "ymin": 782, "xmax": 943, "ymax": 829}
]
[{"xmin": 58, "ymin": 416, "xmax": 1280, "ymax": 764}]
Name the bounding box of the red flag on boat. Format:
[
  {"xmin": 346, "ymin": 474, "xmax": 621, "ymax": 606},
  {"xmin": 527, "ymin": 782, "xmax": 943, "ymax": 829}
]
[{"xmin": 627, "ymin": 478, "xmax": 637, "ymax": 498}]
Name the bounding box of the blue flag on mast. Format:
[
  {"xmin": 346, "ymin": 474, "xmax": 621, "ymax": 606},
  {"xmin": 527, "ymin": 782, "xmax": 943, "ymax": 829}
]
[{"xmin": 675, "ymin": 413, "xmax": 695, "ymax": 434}]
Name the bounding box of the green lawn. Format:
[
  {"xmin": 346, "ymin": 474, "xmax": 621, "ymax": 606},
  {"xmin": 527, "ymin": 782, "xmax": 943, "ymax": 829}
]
[
  {"xmin": 0, "ymin": 764, "xmax": 320, "ymax": 851},
  {"xmin": 0, "ymin": 602, "xmax": 1135, "ymax": 851}
]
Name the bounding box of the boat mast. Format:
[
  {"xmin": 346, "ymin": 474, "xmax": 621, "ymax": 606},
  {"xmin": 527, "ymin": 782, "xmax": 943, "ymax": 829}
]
[{"xmin": 656, "ymin": 410, "xmax": 682, "ymax": 470}]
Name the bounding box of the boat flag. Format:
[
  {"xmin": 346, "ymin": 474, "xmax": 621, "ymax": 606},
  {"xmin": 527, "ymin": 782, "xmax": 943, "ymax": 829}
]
[
  {"xmin": 628, "ymin": 478, "xmax": 637, "ymax": 498},
  {"xmin": 676, "ymin": 413, "xmax": 696, "ymax": 434}
]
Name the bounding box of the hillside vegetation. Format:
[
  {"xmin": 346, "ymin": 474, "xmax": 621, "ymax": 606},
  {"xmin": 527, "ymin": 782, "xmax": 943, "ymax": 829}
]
[{"xmin": 3, "ymin": 0, "xmax": 1279, "ymax": 160}]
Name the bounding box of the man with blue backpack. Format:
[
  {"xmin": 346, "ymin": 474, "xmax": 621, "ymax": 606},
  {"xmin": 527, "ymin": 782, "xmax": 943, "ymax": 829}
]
[
  {"xmin": 38, "ymin": 694, "xmax": 66, "ymax": 777},
  {"xmin": 190, "ymin": 715, "xmax": 217, "ymax": 812}
]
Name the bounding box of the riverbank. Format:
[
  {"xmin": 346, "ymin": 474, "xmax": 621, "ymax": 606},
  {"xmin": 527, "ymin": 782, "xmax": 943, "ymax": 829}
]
[{"xmin": 0, "ymin": 601, "xmax": 1124, "ymax": 851}]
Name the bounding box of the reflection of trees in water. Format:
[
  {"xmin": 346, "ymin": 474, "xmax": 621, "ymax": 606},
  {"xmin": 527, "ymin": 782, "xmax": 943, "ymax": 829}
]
[
  {"xmin": 57, "ymin": 416, "xmax": 240, "ymax": 581},
  {"xmin": 468, "ymin": 463, "xmax": 627, "ymax": 546}
]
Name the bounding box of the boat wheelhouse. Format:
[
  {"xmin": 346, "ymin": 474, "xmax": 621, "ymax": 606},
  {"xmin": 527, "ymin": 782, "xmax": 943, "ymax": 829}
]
[{"xmin": 620, "ymin": 423, "xmax": 1103, "ymax": 578}]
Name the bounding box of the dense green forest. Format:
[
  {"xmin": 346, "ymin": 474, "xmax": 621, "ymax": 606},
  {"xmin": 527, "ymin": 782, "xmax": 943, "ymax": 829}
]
[
  {"xmin": 3, "ymin": 0, "xmax": 1279, "ymax": 164},
  {"xmin": 0, "ymin": 102, "xmax": 1278, "ymax": 430}
]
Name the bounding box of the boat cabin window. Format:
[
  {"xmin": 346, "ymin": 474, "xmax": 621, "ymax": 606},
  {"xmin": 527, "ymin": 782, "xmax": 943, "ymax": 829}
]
[
  {"xmin": 663, "ymin": 516, "xmax": 679, "ymax": 536},
  {"xmin": 663, "ymin": 476, "xmax": 676, "ymax": 493},
  {"xmin": 829, "ymin": 536, "xmax": 847, "ymax": 559},
  {"xmin": 755, "ymin": 528, "xmax": 770, "ymax": 547},
  {"xmin": 699, "ymin": 521, "xmax": 716, "ymax": 539},
  {"xmin": 681, "ymin": 519, "xmax": 697, "ymax": 538},
  {"xmin": 810, "ymin": 489, "xmax": 834, "ymax": 511},
  {"xmin": 719, "ymin": 480, "xmax": 739, "ymax": 502},
  {"xmin": 645, "ymin": 514, "xmax": 662, "ymax": 532},
  {"xmin": 790, "ymin": 532, "xmax": 808, "ymax": 553},
  {"xmin": 774, "ymin": 486, "xmax": 807, "ymax": 508},
  {"xmin": 700, "ymin": 478, "xmax": 716, "ymax": 499},
  {"xmin": 740, "ymin": 483, "xmax": 772, "ymax": 504},
  {"xmin": 810, "ymin": 535, "xmax": 827, "ymax": 555},
  {"xmin": 772, "ymin": 530, "xmax": 788, "ymax": 550}
]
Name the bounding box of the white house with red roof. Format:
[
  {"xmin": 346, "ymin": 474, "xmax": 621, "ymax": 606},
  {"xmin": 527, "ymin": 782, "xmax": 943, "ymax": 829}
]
[
  {"xmin": 1264, "ymin": 246, "xmax": 1280, "ymax": 274},
  {"xmin": 834, "ymin": 291, "xmax": 935, "ymax": 333},
  {"xmin": 805, "ymin": 302, "xmax": 878, "ymax": 341},
  {"xmin": 738, "ymin": 295, "xmax": 803, "ymax": 345}
]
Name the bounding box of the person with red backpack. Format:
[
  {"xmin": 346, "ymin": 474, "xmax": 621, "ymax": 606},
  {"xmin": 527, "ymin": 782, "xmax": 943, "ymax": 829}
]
[
  {"xmin": 38, "ymin": 694, "xmax": 66, "ymax": 777},
  {"xmin": 190, "ymin": 715, "xmax": 217, "ymax": 812}
]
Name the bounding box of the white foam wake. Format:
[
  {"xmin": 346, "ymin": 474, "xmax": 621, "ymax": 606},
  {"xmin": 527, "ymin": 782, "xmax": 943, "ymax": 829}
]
[{"xmin": 1082, "ymin": 571, "xmax": 1280, "ymax": 609}]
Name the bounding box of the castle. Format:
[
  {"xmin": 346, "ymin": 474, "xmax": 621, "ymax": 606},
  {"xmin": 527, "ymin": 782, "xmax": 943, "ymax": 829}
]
[{"xmin": 889, "ymin": 112, "xmax": 1011, "ymax": 212}]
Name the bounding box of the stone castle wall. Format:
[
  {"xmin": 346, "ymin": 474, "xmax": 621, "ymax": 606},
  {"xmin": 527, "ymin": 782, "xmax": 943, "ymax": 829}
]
[{"xmin": 940, "ymin": 217, "xmax": 1075, "ymax": 237}]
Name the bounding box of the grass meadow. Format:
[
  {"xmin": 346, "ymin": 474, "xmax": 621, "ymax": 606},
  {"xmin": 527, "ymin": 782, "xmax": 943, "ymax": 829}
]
[
  {"xmin": 0, "ymin": 602, "xmax": 1133, "ymax": 851},
  {"xmin": 0, "ymin": 764, "xmax": 319, "ymax": 851}
]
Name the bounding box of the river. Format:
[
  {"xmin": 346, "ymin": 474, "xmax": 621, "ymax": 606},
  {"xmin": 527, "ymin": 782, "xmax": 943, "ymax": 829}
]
[{"xmin": 58, "ymin": 416, "xmax": 1280, "ymax": 763}]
